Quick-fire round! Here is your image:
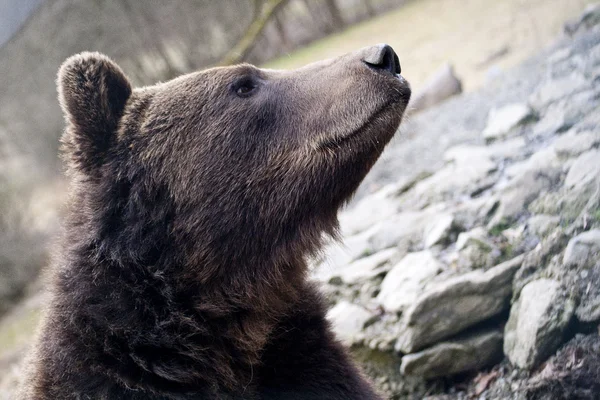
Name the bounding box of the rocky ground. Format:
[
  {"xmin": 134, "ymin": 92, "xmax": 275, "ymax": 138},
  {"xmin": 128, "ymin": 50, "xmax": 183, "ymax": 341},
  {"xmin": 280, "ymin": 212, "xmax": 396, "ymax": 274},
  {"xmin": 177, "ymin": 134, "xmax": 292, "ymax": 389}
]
[
  {"xmin": 1, "ymin": 5, "xmax": 600, "ymax": 400},
  {"xmin": 316, "ymin": 5, "xmax": 600, "ymax": 399}
]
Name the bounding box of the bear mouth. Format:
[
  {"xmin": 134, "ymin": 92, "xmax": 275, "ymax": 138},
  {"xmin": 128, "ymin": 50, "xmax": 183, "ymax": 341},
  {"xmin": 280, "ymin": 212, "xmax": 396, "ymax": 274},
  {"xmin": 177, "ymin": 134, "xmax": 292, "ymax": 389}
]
[{"xmin": 316, "ymin": 98, "xmax": 406, "ymax": 151}]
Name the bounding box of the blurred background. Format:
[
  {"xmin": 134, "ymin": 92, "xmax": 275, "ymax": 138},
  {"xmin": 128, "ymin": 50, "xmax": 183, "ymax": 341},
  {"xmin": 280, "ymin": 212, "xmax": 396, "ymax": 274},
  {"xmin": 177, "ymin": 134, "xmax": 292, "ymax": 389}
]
[{"xmin": 1, "ymin": 0, "xmax": 599, "ymax": 399}]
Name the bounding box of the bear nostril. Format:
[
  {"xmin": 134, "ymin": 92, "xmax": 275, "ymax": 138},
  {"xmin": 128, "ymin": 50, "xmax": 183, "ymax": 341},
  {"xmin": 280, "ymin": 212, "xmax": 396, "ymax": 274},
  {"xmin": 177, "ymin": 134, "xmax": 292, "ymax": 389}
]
[{"xmin": 363, "ymin": 44, "xmax": 401, "ymax": 75}]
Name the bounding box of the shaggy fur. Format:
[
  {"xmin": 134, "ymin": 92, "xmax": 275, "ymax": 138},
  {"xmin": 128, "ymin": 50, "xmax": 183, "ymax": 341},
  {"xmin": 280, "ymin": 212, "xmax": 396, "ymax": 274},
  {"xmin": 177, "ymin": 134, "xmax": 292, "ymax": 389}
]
[{"xmin": 20, "ymin": 46, "xmax": 410, "ymax": 399}]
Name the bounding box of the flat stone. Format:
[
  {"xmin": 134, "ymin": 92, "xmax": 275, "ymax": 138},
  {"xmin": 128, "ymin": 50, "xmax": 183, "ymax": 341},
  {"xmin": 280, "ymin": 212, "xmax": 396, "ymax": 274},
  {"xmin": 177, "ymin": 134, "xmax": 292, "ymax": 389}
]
[
  {"xmin": 327, "ymin": 301, "xmax": 374, "ymax": 346},
  {"xmin": 395, "ymin": 255, "xmax": 524, "ymax": 353},
  {"xmin": 366, "ymin": 210, "xmax": 436, "ymax": 254},
  {"xmin": 400, "ymin": 328, "xmax": 503, "ymax": 379},
  {"xmin": 424, "ymin": 214, "xmax": 454, "ymax": 248},
  {"xmin": 339, "ymin": 183, "xmax": 400, "ymax": 236},
  {"xmin": 553, "ymin": 130, "xmax": 600, "ymax": 157},
  {"xmin": 527, "ymin": 215, "xmax": 560, "ymax": 238},
  {"xmin": 563, "ymin": 229, "xmax": 600, "ymax": 269},
  {"xmin": 376, "ymin": 251, "xmax": 442, "ymax": 313},
  {"xmin": 504, "ymin": 279, "xmax": 575, "ymax": 369},
  {"xmin": 410, "ymin": 146, "xmax": 496, "ymax": 204},
  {"xmin": 564, "ymin": 149, "xmax": 600, "ymax": 189},
  {"xmin": 455, "ymin": 227, "xmax": 498, "ymax": 269},
  {"xmin": 482, "ymin": 103, "xmax": 533, "ymax": 140},
  {"xmin": 325, "ymin": 248, "xmax": 399, "ymax": 285},
  {"xmin": 489, "ymin": 148, "xmax": 562, "ymax": 227},
  {"xmin": 529, "ymin": 73, "xmax": 588, "ymax": 109}
]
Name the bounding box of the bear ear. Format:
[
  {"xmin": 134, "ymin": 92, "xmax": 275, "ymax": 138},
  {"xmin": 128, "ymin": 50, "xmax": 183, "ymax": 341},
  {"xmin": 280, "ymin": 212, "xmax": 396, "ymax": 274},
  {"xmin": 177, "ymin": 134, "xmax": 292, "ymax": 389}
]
[{"xmin": 57, "ymin": 52, "xmax": 132, "ymax": 174}]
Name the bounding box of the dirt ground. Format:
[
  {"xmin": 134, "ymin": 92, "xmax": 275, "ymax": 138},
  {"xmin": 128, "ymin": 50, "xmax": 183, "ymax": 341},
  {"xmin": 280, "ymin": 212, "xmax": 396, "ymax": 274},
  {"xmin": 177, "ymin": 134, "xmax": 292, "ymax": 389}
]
[{"xmin": 266, "ymin": 0, "xmax": 595, "ymax": 91}]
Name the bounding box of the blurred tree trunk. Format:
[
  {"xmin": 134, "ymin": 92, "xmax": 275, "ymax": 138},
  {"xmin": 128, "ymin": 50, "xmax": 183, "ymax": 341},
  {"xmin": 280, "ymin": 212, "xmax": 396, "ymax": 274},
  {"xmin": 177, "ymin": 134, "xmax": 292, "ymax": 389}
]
[
  {"xmin": 364, "ymin": 0, "xmax": 376, "ymax": 18},
  {"xmin": 324, "ymin": 0, "xmax": 345, "ymax": 32},
  {"xmin": 219, "ymin": 0, "xmax": 288, "ymax": 65}
]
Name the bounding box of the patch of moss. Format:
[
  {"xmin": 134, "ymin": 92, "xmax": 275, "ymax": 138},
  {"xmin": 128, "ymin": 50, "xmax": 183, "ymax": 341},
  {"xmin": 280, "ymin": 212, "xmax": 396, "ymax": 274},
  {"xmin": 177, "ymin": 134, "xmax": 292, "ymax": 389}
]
[{"xmin": 489, "ymin": 220, "xmax": 511, "ymax": 236}]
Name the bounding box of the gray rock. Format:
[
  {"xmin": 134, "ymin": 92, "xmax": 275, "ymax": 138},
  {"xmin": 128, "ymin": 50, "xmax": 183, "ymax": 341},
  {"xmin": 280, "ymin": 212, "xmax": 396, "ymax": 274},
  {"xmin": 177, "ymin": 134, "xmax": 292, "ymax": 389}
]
[
  {"xmin": 482, "ymin": 103, "xmax": 533, "ymax": 141},
  {"xmin": 489, "ymin": 148, "xmax": 562, "ymax": 227},
  {"xmin": 564, "ymin": 149, "xmax": 600, "ymax": 189},
  {"xmin": 376, "ymin": 251, "xmax": 442, "ymax": 313},
  {"xmin": 504, "ymin": 279, "xmax": 575, "ymax": 369},
  {"xmin": 454, "ymin": 227, "xmax": 498, "ymax": 269},
  {"xmin": 553, "ymin": 130, "xmax": 600, "ymax": 157},
  {"xmin": 366, "ymin": 209, "xmax": 439, "ymax": 254},
  {"xmin": 527, "ymin": 215, "xmax": 560, "ymax": 238},
  {"xmin": 395, "ymin": 255, "xmax": 524, "ymax": 353},
  {"xmin": 423, "ymin": 214, "xmax": 454, "ymax": 248},
  {"xmin": 327, "ymin": 301, "xmax": 374, "ymax": 346},
  {"xmin": 575, "ymin": 265, "xmax": 600, "ymax": 322},
  {"xmin": 400, "ymin": 329, "xmax": 503, "ymax": 379},
  {"xmin": 324, "ymin": 248, "xmax": 399, "ymax": 285},
  {"xmin": 563, "ymin": 229, "xmax": 600, "ymax": 268},
  {"xmin": 529, "ymin": 73, "xmax": 589, "ymax": 109},
  {"xmin": 409, "ymin": 146, "xmax": 496, "ymax": 205},
  {"xmin": 410, "ymin": 63, "xmax": 462, "ymax": 112},
  {"xmin": 339, "ymin": 183, "xmax": 400, "ymax": 236}
]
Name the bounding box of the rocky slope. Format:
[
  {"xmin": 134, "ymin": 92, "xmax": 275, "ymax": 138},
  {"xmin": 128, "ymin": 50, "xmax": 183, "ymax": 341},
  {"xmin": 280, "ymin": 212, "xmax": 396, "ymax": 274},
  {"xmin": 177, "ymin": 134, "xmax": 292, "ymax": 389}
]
[{"xmin": 316, "ymin": 5, "xmax": 600, "ymax": 399}]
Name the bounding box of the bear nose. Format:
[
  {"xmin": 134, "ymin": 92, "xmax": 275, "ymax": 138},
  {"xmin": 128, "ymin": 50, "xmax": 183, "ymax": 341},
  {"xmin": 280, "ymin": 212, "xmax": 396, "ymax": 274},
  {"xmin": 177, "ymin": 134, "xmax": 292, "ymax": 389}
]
[{"xmin": 362, "ymin": 44, "xmax": 401, "ymax": 75}]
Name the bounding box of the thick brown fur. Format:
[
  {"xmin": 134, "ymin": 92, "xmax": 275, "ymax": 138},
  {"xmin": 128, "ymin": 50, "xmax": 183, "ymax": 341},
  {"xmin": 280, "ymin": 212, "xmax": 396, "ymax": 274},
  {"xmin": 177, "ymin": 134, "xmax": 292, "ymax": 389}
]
[{"xmin": 20, "ymin": 47, "xmax": 410, "ymax": 399}]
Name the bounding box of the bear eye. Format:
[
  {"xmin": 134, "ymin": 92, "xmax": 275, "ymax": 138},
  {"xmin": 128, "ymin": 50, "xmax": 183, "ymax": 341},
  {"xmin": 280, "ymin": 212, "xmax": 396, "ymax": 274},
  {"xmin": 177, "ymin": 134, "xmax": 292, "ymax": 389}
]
[{"xmin": 232, "ymin": 77, "xmax": 259, "ymax": 98}]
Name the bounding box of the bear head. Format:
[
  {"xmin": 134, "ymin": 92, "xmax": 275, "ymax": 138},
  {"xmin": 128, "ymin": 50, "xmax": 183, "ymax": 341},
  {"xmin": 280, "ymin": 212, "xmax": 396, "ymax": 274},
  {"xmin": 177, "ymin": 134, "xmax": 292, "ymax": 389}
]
[{"xmin": 57, "ymin": 46, "xmax": 411, "ymax": 286}]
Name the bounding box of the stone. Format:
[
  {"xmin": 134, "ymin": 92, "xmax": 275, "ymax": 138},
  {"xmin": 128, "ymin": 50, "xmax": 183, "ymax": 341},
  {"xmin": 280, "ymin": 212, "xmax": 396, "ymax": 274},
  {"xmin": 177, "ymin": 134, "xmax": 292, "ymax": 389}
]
[
  {"xmin": 563, "ymin": 229, "xmax": 600, "ymax": 268},
  {"xmin": 339, "ymin": 183, "xmax": 400, "ymax": 236},
  {"xmin": 366, "ymin": 210, "xmax": 436, "ymax": 255},
  {"xmin": 553, "ymin": 130, "xmax": 600, "ymax": 158},
  {"xmin": 400, "ymin": 329, "xmax": 503, "ymax": 379},
  {"xmin": 529, "ymin": 73, "xmax": 589, "ymax": 109},
  {"xmin": 527, "ymin": 215, "xmax": 560, "ymax": 238},
  {"xmin": 504, "ymin": 279, "xmax": 575, "ymax": 369},
  {"xmin": 410, "ymin": 62, "xmax": 462, "ymax": 112},
  {"xmin": 326, "ymin": 301, "xmax": 374, "ymax": 346},
  {"xmin": 423, "ymin": 214, "xmax": 454, "ymax": 248},
  {"xmin": 324, "ymin": 248, "xmax": 399, "ymax": 285},
  {"xmin": 313, "ymin": 228, "xmax": 376, "ymax": 280},
  {"xmin": 410, "ymin": 147, "xmax": 496, "ymax": 204},
  {"xmin": 575, "ymin": 265, "xmax": 600, "ymax": 322},
  {"xmin": 455, "ymin": 227, "xmax": 498, "ymax": 269},
  {"xmin": 395, "ymin": 255, "xmax": 524, "ymax": 353},
  {"xmin": 564, "ymin": 149, "xmax": 600, "ymax": 189},
  {"xmin": 376, "ymin": 251, "xmax": 442, "ymax": 313},
  {"xmin": 482, "ymin": 103, "xmax": 533, "ymax": 140},
  {"xmin": 489, "ymin": 148, "xmax": 562, "ymax": 227}
]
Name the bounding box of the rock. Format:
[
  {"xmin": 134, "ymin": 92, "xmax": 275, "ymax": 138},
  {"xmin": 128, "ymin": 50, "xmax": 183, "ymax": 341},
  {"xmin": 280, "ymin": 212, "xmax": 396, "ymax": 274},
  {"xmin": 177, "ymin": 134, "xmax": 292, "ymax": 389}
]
[
  {"xmin": 456, "ymin": 227, "xmax": 489, "ymax": 251},
  {"xmin": 564, "ymin": 149, "xmax": 600, "ymax": 189},
  {"xmin": 366, "ymin": 209, "xmax": 437, "ymax": 254},
  {"xmin": 553, "ymin": 130, "xmax": 600, "ymax": 157},
  {"xmin": 326, "ymin": 301, "xmax": 374, "ymax": 346},
  {"xmin": 395, "ymin": 255, "xmax": 524, "ymax": 353},
  {"xmin": 400, "ymin": 328, "xmax": 503, "ymax": 379},
  {"xmin": 455, "ymin": 227, "xmax": 498, "ymax": 269},
  {"xmin": 504, "ymin": 279, "xmax": 575, "ymax": 369},
  {"xmin": 563, "ymin": 229, "xmax": 600, "ymax": 268},
  {"xmin": 376, "ymin": 251, "xmax": 442, "ymax": 313},
  {"xmin": 339, "ymin": 183, "xmax": 400, "ymax": 236},
  {"xmin": 314, "ymin": 228, "xmax": 375, "ymax": 276},
  {"xmin": 564, "ymin": 3, "xmax": 600, "ymax": 36},
  {"xmin": 409, "ymin": 146, "xmax": 496, "ymax": 205},
  {"xmin": 423, "ymin": 214, "xmax": 454, "ymax": 248},
  {"xmin": 489, "ymin": 148, "xmax": 562, "ymax": 227},
  {"xmin": 410, "ymin": 63, "xmax": 462, "ymax": 112},
  {"xmin": 482, "ymin": 103, "xmax": 533, "ymax": 141},
  {"xmin": 575, "ymin": 265, "xmax": 600, "ymax": 322},
  {"xmin": 529, "ymin": 73, "xmax": 589, "ymax": 109},
  {"xmin": 323, "ymin": 248, "xmax": 399, "ymax": 285},
  {"xmin": 527, "ymin": 215, "xmax": 560, "ymax": 238}
]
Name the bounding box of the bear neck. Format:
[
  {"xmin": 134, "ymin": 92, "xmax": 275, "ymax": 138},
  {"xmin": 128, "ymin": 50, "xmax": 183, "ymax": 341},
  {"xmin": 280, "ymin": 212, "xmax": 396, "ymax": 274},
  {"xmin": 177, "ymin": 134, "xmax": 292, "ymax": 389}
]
[{"xmin": 53, "ymin": 181, "xmax": 333, "ymax": 392}]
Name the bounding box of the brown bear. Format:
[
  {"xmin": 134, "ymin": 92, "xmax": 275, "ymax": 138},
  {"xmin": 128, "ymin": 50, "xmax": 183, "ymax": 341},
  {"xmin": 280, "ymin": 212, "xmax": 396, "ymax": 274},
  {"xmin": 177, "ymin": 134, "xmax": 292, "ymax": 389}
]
[{"xmin": 20, "ymin": 44, "xmax": 410, "ymax": 399}]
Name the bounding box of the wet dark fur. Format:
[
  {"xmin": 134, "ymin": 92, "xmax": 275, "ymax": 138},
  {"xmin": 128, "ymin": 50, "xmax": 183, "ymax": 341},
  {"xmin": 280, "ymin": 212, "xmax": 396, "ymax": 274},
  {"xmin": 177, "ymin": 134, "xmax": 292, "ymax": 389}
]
[{"xmin": 21, "ymin": 49, "xmax": 410, "ymax": 399}]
